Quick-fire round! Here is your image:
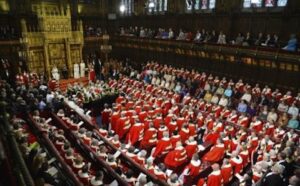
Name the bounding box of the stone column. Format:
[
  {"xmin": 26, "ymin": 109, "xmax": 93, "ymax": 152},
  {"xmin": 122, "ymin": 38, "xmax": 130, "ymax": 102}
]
[
  {"xmin": 43, "ymin": 39, "xmax": 50, "ymax": 78},
  {"xmin": 65, "ymin": 38, "xmax": 72, "ymax": 78}
]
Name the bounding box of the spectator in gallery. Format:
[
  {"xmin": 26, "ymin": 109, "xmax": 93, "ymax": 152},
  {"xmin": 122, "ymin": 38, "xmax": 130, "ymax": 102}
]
[
  {"xmin": 177, "ymin": 29, "xmax": 186, "ymax": 40},
  {"xmin": 210, "ymin": 30, "xmax": 218, "ymax": 43},
  {"xmin": 139, "ymin": 27, "xmax": 146, "ymax": 38},
  {"xmin": 217, "ymin": 31, "xmax": 226, "ymax": 44},
  {"xmin": 161, "ymin": 29, "xmax": 169, "ymax": 39},
  {"xmin": 203, "ymin": 31, "xmax": 211, "ymax": 43},
  {"xmin": 283, "ymin": 34, "xmax": 298, "ymax": 52},
  {"xmin": 168, "ymin": 28, "xmax": 174, "ymax": 39},
  {"xmin": 233, "ymin": 32, "xmax": 244, "ymax": 45},
  {"xmin": 155, "ymin": 28, "xmax": 163, "ymax": 39},
  {"xmin": 254, "ymin": 32, "xmax": 264, "ymax": 46},
  {"xmin": 200, "ymin": 29, "xmax": 207, "ymax": 42},
  {"xmin": 269, "ymin": 34, "xmax": 280, "ymax": 47},
  {"xmin": 243, "ymin": 32, "xmax": 253, "ymax": 46},
  {"xmin": 194, "ymin": 30, "xmax": 201, "ymax": 42},
  {"xmin": 261, "ymin": 34, "xmax": 272, "ymax": 47},
  {"xmin": 186, "ymin": 31, "xmax": 193, "ymax": 41}
]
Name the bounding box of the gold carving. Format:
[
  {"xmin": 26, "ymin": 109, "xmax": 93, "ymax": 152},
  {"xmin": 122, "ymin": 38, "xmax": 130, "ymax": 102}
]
[{"xmin": 20, "ymin": 2, "xmax": 83, "ymax": 78}]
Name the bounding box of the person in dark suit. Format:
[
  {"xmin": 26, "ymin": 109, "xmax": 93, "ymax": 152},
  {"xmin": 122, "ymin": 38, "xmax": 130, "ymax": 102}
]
[{"xmin": 261, "ymin": 164, "xmax": 285, "ymax": 186}]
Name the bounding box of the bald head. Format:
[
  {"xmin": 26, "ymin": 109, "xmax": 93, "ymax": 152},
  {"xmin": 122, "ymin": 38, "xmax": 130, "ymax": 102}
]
[{"xmin": 212, "ymin": 163, "xmax": 220, "ymax": 171}]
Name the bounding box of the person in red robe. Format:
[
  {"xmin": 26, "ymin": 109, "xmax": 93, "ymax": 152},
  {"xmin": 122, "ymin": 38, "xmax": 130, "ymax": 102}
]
[
  {"xmin": 153, "ymin": 114, "xmax": 163, "ymax": 128},
  {"xmin": 125, "ymin": 121, "xmax": 144, "ymax": 146},
  {"xmin": 221, "ymin": 159, "xmax": 233, "ymax": 185},
  {"xmin": 88, "ymin": 66, "xmax": 96, "ymax": 82},
  {"xmin": 239, "ymin": 145, "xmax": 250, "ymax": 167},
  {"xmin": 202, "ymin": 139, "xmax": 225, "ymax": 163},
  {"xmin": 115, "ymin": 114, "xmax": 131, "ymax": 139},
  {"xmin": 167, "ymin": 117, "xmax": 178, "ymax": 135},
  {"xmin": 157, "ymin": 123, "xmax": 169, "ymax": 140},
  {"xmin": 170, "ymin": 130, "xmax": 181, "ymax": 148},
  {"xmin": 185, "ymin": 136, "xmax": 198, "ymax": 159},
  {"xmin": 206, "ymin": 163, "xmax": 223, "ymax": 186},
  {"xmin": 179, "ymin": 124, "xmax": 190, "ymax": 142},
  {"xmin": 249, "ymin": 117, "xmax": 263, "ymax": 133},
  {"xmin": 140, "ymin": 123, "xmax": 157, "ymax": 149},
  {"xmin": 110, "ymin": 110, "xmax": 120, "ymax": 132},
  {"xmin": 204, "ymin": 129, "xmax": 220, "ymax": 145},
  {"xmin": 164, "ymin": 141, "xmax": 188, "ymax": 170},
  {"xmin": 236, "ymin": 113, "xmax": 247, "ymax": 127},
  {"xmin": 229, "ymin": 151, "xmax": 244, "ymax": 177},
  {"xmin": 182, "ymin": 154, "xmax": 202, "ymax": 183},
  {"xmin": 101, "ymin": 104, "xmax": 111, "ymax": 129},
  {"xmin": 132, "ymin": 150, "xmax": 147, "ymax": 166},
  {"xmin": 151, "ymin": 132, "xmax": 172, "ymax": 158}
]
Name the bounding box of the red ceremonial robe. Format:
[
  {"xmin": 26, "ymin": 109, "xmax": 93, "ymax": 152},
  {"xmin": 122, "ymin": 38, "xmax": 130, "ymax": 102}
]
[
  {"xmin": 157, "ymin": 126, "xmax": 168, "ymax": 140},
  {"xmin": 140, "ymin": 128, "xmax": 157, "ymax": 149},
  {"xmin": 221, "ymin": 164, "xmax": 233, "ymax": 184},
  {"xmin": 167, "ymin": 121, "xmax": 178, "ymax": 135},
  {"xmin": 101, "ymin": 108, "xmax": 111, "ymax": 126},
  {"xmin": 202, "ymin": 144, "xmax": 225, "ymax": 163},
  {"xmin": 184, "ymin": 159, "xmax": 201, "ymax": 178},
  {"xmin": 206, "ymin": 170, "xmax": 223, "ymax": 186},
  {"xmin": 126, "ymin": 123, "xmax": 144, "ymax": 145},
  {"xmin": 152, "ymin": 137, "xmax": 172, "ymax": 158},
  {"xmin": 170, "ymin": 135, "xmax": 181, "ymax": 148},
  {"xmin": 204, "ymin": 132, "xmax": 220, "ymax": 145},
  {"xmin": 185, "ymin": 140, "xmax": 198, "ymax": 159},
  {"xmin": 110, "ymin": 112, "xmax": 120, "ymax": 132},
  {"xmin": 229, "ymin": 156, "xmax": 244, "ymax": 174},
  {"xmin": 164, "ymin": 146, "xmax": 188, "ymax": 169},
  {"xmin": 115, "ymin": 117, "xmax": 131, "ymax": 139},
  {"xmin": 179, "ymin": 127, "xmax": 190, "ymax": 142}
]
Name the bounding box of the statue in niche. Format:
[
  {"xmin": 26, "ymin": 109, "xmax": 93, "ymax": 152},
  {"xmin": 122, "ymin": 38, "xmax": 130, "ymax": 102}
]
[{"xmin": 74, "ymin": 63, "xmax": 80, "ymax": 79}]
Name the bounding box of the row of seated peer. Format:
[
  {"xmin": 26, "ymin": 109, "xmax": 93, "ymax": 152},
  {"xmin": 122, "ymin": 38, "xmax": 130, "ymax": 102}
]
[
  {"xmin": 31, "ymin": 109, "xmax": 127, "ymax": 186},
  {"xmin": 3, "ymin": 56, "xmax": 297, "ymax": 185},
  {"xmin": 10, "ymin": 115, "xmax": 69, "ymax": 186},
  {"xmin": 63, "ymin": 67, "xmax": 299, "ymax": 186}
]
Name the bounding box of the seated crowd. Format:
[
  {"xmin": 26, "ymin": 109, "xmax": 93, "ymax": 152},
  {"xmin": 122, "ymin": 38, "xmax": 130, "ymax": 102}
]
[
  {"xmin": 119, "ymin": 26, "xmax": 299, "ymax": 52},
  {"xmin": 10, "ymin": 114, "xmax": 71, "ymax": 185},
  {"xmin": 64, "ymin": 61, "xmax": 299, "ymax": 185},
  {"xmin": 1, "ymin": 59, "xmax": 300, "ymax": 186}
]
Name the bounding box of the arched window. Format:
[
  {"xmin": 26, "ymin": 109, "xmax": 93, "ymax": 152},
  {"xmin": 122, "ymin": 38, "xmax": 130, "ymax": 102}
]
[
  {"xmin": 120, "ymin": 0, "xmax": 134, "ymax": 15},
  {"xmin": 186, "ymin": 0, "xmax": 216, "ymax": 11},
  {"xmin": 148, "ymin": 0, "xmax": 167, "ymax": 13},
  {"xmin": 243, "ymin": 0, "xmax": 288, "ymax": 8}
]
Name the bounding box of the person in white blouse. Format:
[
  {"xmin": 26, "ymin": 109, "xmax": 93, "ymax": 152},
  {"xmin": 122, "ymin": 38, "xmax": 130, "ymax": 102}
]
[
  {"xmin": 267, "ymin": 108, "xmax": 278, "ymax": 123},
  {"xmin": 217, "ymin": 31, "xmax": 226, "ymax": 44},
  {"xmin": 218, "ymin": 95, "xmax": 228, "ymax": 107}
]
